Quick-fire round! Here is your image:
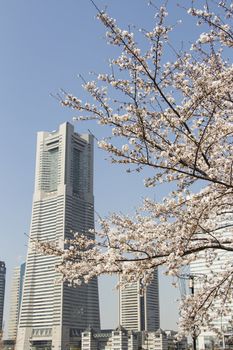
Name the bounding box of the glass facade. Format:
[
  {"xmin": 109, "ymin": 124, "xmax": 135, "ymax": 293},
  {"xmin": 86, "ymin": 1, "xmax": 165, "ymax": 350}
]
[
  {"xmin": 73, "ymin": 147, "xmax": 88, "ymax": 195},
  {"xmin": 48, "ymin": 147, "xmax": 58, "ymax": 192}
]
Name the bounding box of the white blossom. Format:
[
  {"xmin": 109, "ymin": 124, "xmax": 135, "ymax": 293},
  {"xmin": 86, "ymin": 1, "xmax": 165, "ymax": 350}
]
[
  {"xmin": 40, "ymin": 0, "xmax": 233, "ymax": 339},
  {"xmin": 122, "ymin": 144, "xmax": 129, "ymax": 153}
]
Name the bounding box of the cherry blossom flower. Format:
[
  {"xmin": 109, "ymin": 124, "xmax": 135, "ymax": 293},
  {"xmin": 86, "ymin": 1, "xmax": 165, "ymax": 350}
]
[{"xmin": 39, "ymin": 0, "xmax": 233, "ymax": 338}]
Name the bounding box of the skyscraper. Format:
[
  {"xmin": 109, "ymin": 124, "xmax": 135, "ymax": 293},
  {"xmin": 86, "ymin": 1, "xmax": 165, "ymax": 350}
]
[
  {"xmin": 8, "ymin": 262, "xmax": 25, "ymax": 340},
  {"xmin": 190, "ymin": 214, "xmax": 233, "ymax": 350},
  {"xmin": 119, "ymin": 270, "xmax": 160, "ymax": 331},
  {"xmin": 16, "ymin": 122, "xmax": 100, "ymax": 350},
  {"xmin": 0, "ymin": 261, "xmax": 6, "ymax": 335}
]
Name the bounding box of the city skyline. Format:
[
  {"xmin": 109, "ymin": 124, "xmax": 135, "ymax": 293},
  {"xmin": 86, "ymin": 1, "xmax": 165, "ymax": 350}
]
[
  {"xmin": 7, "ymin": 123, "xmax": 161, "ymax": 350},
  {"xmin": 0, "ymin": 0, "xmax": 188, "ymax": 333},
  {"xmin": 0, "ymin": 0, "xmax": 232, "ymax": 346}
]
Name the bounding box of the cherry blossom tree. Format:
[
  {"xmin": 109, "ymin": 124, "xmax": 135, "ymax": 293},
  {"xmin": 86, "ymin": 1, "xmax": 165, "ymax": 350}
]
[{"xmin": 38, "ymin": 0, "xmax": 233, "ymax": 338}]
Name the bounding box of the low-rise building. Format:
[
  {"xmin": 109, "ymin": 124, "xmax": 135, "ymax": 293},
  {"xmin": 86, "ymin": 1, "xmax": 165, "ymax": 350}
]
[
  {"xmin": 164, "ymin": 330, "xmax": 188, "ymax": 350},
  {"xmin": 81, "ymin": 328, "xmax": 187, "ymax": 350},
  {"xmin": 142, "ymin": 328, "xmax": 168, "ymax": 350},
  {"xmin": 81, "ymin": 327, "xmax": 140, "ymax": 350}
]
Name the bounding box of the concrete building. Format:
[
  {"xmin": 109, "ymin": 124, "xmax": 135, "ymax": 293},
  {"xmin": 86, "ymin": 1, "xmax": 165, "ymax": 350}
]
[
  {"xmin": 190, "ymin": 214, "xmax": 233, "ymax": 350},
  {"xmin": 164, "ymin": 330, "xmax": 188, "ymax": 350},
  {"xmin": 0, "ymin": 261, "xmax": 6, "ymax": 336},
  {"xmin": 7, "ymin": 262, "xmax": 25, "ymax": 340},
  {"xmin": 81, "ymin": 328, "xmax": 187, "ymax": 350},
  {"xmin": 15, "ymin": 122, "xmax": 100, "ymax": 350},
  {"xmin": 119, "ymin": 270, "xmax": 160, "ymax": 331},
  {"xmin": 142, "ymin": 328, "xmax": 168, "ymax": 350},
  {"xmin": 81, "ymin": 327, "xmax": 140, "ymax": 350},
  {"xmin": 141, "ymin": 329, "xmax": 187, "ymax": 350}
]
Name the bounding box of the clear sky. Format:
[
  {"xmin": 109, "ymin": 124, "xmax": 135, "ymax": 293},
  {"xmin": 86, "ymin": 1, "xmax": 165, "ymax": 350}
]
[{"xmin": 0, "ymin": 0, "xmax": 204, "ymax": 334}]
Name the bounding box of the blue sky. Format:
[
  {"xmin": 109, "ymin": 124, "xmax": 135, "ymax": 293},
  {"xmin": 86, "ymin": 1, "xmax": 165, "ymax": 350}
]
[{"xmin": 0, "ymin": 0, "xmax": 206, "ymax": 332}]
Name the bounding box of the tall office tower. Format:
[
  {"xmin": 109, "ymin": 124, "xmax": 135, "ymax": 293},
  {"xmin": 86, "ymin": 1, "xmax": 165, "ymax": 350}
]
[
  {"xmin": 8, "ymin": 262, "xmax": 25, "ymax": 340},
  {"xmin": 0, "ymin": 261, "xmax": 6, "ymax": 335},
  {"xmin": 16, "ymin": 123, "xmax": 100, "ymax": 350},
  {"xmin": 119, "ymin": 270, "xmax": 160, "ymax": 331},
  {"xmin": 190, "ymin": 214, "xmax": 233, "ymax": 350}
]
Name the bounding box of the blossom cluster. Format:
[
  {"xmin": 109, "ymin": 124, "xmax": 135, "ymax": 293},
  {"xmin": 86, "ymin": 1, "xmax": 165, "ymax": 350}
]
[{"xmin": 39, "ymin": 0, "xmax": 233, "ymax": 338}]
